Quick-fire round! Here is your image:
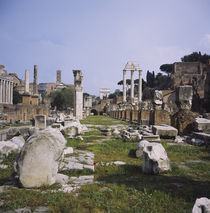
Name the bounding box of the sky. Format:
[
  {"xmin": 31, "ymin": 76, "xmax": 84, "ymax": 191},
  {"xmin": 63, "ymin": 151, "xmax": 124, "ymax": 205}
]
[{"xmin": 0, "ymin": 0, "xmax": 210, "ymax": 96}]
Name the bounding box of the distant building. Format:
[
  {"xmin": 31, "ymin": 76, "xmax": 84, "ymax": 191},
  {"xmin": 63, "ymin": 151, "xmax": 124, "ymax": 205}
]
[{"xmin": 0, "ymin": 65, "xmax": 13, "ymax": 104}]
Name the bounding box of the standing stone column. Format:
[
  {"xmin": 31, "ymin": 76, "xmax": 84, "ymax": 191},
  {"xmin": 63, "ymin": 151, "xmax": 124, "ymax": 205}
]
[
  {"xmin": 5, "ymin": 81, "xmax": 7, "ymax": 103},
  {"xmin": 10, "ymin": 82, "xmax": 13, "ymax": 104},
  {"xmin": 130, "ymin": 70, "xmax": 134, "ymax": 104},
  {"xmin": 8, "ymin": 81, "xmax": 10, "ymax": 104},
  {"xmin": 25, "ymin": 69, "xmax": 30, "ymax": 94},
  {"xmin": 2, "ymin": 80, "xmax": 5, "ymax": 103},
  {"xmin": 123, "ymin": 70, "xmax": 126, "ymax": 103},
  {"xmin": 33, "ymin": 65, "xmax": 38, "ymax": 95},
  {"xmin": 56, "ymin": 70, "xmax": 61, "ymax": 85},
  {"xmin": 73, "ymin": 70, "xmax": 83, "ymax": 120},
  {"xmin": 0, "ymin": 79, "xmax": 2, "ymax": 104},
  {"xmin": 138, "ymin": 70, "xmax": 142, "ymax": 103}
]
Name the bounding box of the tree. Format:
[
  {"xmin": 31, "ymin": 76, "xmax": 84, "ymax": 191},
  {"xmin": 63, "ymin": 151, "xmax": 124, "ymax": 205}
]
[
  {"xmin": 13, "ymin": 89, "xmax": 22, "ymax": 104},
  {"xmin": 159, "ymin": 64, "xmax": 173, "ymax": 75},
  {"xmin": 50, "ymin": 87, "xmax": 74, "ymax": 110},
  {"xmin": 146, "ymin": 70, "xmax": 155, "ymax": 88},
  {"xmin": 117, "ymin": 79, "xmax": 131, "ymax": 86},
  {"xmin": 108, "ymin": 89, "xmax": 122, "ymax": 99},
  {"xmin": 181, "ymin": 51, "xmax": 210, "ymax": 64}
]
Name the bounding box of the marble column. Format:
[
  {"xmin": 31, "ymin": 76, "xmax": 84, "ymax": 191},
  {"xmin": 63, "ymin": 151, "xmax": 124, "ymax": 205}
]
[
  {"xmin": 123, "ymin": 70, "xmax": 126, "ymax": 103},
  {"xmin": 0, "ymin": 80, "xmax": 2, "ymax": 103},
  {"xmin": 2, "ymin": 80, "xmax": 5, "ymax": 103},
  {"xmin": 138, "ymin": 70, "xmax": 142, "ymax": 103},
  {"xmin": 130, "ymin": 70, "xmax": 134, "ymax": 103},
  {"xmin": 5, "ymin": 80, "xmax": 7, "ymax": 103},
  {"xmin": 10, "ymin": 82, "xmax": 13, "ymax": 104},
  {"xmin": 25, "ymin": 69, "xmax": 30, "ymax": 93},
  {"xmin": 33, "ymin": 65, "xmax": 38, "ymax": 95},
  {"xmin": 8, "ymin": 81, "xmax": 10, "ymax": 104}
]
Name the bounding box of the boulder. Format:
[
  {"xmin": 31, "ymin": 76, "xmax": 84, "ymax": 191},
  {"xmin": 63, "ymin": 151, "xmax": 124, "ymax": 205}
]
[
  {"xmin": 61, "ymin": 120, "xmax": 86, "ymax": 137},
  {"xmin": 0, "ymin": 141, "xmax": 19, "ymax": 159},
  {"xmin": 171, "ymin": 109, "xmax": 199, "ymax": 134},
  {"xmin": 192, "ymin": 197, "xmax": 210, "ymax": 213},
  {"xmin": 64, "ymin": 147, "xmax": 74, "ymax": 155},
  {"xmin": 112, "ymin": 128, "xmax": 120, "ymax": 136},
  {"xmin": 56, "ymin": 173, "xmax": 69, "ymax": 185},
  {"xmin": 136, "ymin": 140, "xmax": 150, "ymax": 158},
  {"xmin": 7, "ymin": 127, "xmax": 38, "ymax": 140},
  {"xmin": 142, "ymin": 142, "xmax": 170, "ymax": 174},
  {"xmin": 62, "ymin": 126, "xmax": 79, "ymax": 137},
  {"xmin": 194, "ymin": 118, "xmax": 210, "ymax": 132},
  {"xmin": 187, "ymin": 138, "xmax": 205, "ymax": 146},
  {"xmin": 7, "ymin": 127, "xmax": 20, "ymax": 139},
  {"xmin": 174, "ymin": 136, "xmax": 184, "ymax": 143},
  {"xmin": 13, "ymin": 127, "xmax": 66, "ymax": 188},
  {"xmin": 101, "ymin": 128, "xmax": 111, "ymax": 136},
  {"xmin": 152, "ymin": 125, "xmax": 178, "ymax": 139},
  {"xmin": 122, "ymin": 130, "xmax": 142, "ymax": 142},
  {"xmin": 11, "ymin": 136, "xmax": 25, "ymax": 149}
]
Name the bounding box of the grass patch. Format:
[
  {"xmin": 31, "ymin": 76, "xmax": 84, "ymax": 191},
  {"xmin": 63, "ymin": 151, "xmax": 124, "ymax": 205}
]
[
  {"xmin": 80, "ymin": 115, "xmax": 128, "ymax": 126},
  {"xmin": 83, "ymin": 129, "xmax": 101, "ymax": 136},
  {"xmin": 163, "ymin": 144, "xmax": 208, "ymax": 162},
  {"xmin": 0, "ymin": 152, "xmax": 17, "ymax": 185}
]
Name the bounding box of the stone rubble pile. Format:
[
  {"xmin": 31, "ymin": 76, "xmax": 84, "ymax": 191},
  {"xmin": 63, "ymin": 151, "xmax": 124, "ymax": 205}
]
[{"xmin": 122, "ymin": 129, "xmax": 142, "ymax": 142}]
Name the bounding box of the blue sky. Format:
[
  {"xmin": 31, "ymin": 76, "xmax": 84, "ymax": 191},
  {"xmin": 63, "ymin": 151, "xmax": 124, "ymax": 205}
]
[{"xmin": 0, "ymin": 0, "xmax": 210, "ymax": 95}]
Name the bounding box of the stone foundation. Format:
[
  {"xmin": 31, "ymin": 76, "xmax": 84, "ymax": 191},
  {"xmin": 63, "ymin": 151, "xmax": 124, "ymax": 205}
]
[{"xmin": 108, "ymin": 109, "xmax": 171, "ymax": 126}]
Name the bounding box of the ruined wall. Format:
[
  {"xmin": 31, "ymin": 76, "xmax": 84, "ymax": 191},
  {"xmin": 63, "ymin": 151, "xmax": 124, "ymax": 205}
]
[
  {"xmin": 171, "ymin": 62, "xmax": 207, "ymax": 98},
  {"xmin": 0, "ymin": 104, "xmax": 49, "ymax": 122}
]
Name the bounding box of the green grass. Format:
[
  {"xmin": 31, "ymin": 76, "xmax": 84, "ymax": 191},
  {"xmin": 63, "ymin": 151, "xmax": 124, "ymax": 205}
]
[
  {"xmin": 1, "ymin": 116, "xmax": 210, "ymax": 212},
  {"xmin": 164, "ymin": 143, "xmax": 207, "ymax": 162},
  {"xmin": 0, "ymin": 152, "xmax": 17, "ymax": 185},
  {"xmin": 80, "ymin": 115, "xmax": 128, "ymax": 125}
]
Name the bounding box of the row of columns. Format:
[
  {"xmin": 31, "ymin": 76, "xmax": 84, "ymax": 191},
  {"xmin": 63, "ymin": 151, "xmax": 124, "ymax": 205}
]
[
  {"xmin": 123, "ymin": 69, "xmax": 142, "ymax": 104},
  {"xmin": 0, "ymin": 78, "xmax": 13, "ymax": 104}
]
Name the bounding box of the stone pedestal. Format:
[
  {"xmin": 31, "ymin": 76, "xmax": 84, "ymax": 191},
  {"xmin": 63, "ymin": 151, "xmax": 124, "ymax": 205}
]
[
  {"xmin": 35, "ymin": 115, "xmax": 46, "ymax": 130},
  {"xmin": 176, "ymin": 85, "xmax": 193, "ymax": 110},
  {"xmin": 152, "ymin": 110, "xmax": 170, "ymax": 126},
  {"xmin": 139, "ymin": 110, "xmax": 150, "ymax": 125},
  {"xmin": 22, "ymin": 94, "xmax": 31, "ymax": 105},
  {"xmin": 31, "ymin": 95, "xmax": 39, "ymax": 106}
]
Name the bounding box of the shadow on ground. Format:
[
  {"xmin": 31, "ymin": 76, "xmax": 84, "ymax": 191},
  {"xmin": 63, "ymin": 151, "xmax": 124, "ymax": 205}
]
[{"xmin": 96, "ymin": 164, "xmax": 210, "ymax": 204}]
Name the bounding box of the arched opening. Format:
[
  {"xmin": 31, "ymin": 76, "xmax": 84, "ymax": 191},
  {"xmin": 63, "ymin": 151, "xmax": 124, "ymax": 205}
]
[{"xmin": 91, "ymin": 109, "xmax": 98, "ymax": 115}]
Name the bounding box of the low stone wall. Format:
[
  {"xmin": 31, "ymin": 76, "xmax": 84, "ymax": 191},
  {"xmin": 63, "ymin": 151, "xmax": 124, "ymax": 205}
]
[
  {"xmin": 109, "ymin": 109, "xmax": 171, "ymax": 126},
  {"xmin": 0, "ymin": 104, "xmax": 49, "ymax": 122}
]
